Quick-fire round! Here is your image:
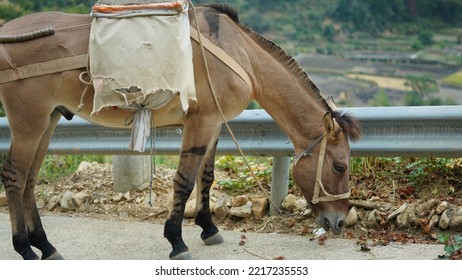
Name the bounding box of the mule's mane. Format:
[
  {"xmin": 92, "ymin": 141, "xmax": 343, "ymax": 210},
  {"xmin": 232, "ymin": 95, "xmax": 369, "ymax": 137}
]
[
  {"xmin": 204, "ymin": 5, "xmax": 328, "ymax": 107},
  {"xmin": 201, "ymin": 3, "xmax": 239, "ymax": 23},
  {"xmin": 205, "ymin": 4, "xmax": 361, "ymax": 141}
]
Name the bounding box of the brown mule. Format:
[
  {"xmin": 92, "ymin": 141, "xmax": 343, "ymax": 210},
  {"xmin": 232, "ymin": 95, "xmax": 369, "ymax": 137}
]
[{"xmin": 0, "ymin": 4, "xmax": 360, "ymax": 260}]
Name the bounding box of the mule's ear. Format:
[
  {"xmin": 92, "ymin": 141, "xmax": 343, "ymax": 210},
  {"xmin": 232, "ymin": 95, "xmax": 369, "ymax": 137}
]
[
  {"xmin": 322, "ymin": 112, "xmax": 339, "ymax": 136},
  {"xmin": 326, "ymin": 96, "xmax": 337, "ymax": 111}
]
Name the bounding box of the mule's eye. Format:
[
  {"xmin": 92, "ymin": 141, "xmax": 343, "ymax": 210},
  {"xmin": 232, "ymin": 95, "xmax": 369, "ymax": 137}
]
[{"xmin": 333, "ymin": 163, "xmax": 346, "ymax": 174}]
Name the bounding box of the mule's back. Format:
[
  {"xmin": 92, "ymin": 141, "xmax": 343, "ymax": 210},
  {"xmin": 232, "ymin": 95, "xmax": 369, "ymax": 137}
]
[{"xmin": 0, "ymin": 12, "xmax": 91, "ymax": 71}]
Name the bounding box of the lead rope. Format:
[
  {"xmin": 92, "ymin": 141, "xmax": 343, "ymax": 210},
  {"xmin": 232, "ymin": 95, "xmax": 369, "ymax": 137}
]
[
  {"xmin": 148, "ymin": 118, "xmax": 156, "ymax": 207},
  {"xmin": 188, "ymin": 1, "xmax": 284, "ymax": 215}
]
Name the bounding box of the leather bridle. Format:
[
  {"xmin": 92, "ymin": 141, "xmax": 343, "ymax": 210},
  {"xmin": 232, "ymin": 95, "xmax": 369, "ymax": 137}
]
[{"xmin": 293, "ymin": 132, "xmax": 351, "ymax": 205}]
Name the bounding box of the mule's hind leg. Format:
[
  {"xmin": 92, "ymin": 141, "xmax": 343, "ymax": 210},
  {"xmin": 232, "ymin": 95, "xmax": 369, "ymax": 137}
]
[
  {"xmin": 2, "ymin": 156, "xmax": 40, "ymax": 259},
  {"xmin": 164, "ymin": 119, "xmax": 222, "ymax": 260},
  {"xmin": 23, "ymin": 110, "xmax": 64, "ymax": 260},
  {"xmin": 2, "ymin": 104, "xmax": 57, "ymax": 259},
  {"xmin": 194, "ymin": 138, "xmax": 224, "ymax": 245}
]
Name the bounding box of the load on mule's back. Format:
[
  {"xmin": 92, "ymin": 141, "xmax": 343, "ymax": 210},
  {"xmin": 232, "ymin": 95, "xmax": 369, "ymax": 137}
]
[
  {"xmin": 89, "ymin": 0, "xmax": 196, "ymax": 152},
  {"xmin": 0, "ymin": 1, "xmax": 360, "ymax": 260}
]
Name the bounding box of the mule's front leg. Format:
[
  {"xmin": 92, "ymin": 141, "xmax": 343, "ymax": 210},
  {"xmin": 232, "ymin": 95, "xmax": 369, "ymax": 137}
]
[
  {"xmin": 194, "ymin": 140, "xmax": 223, "ymax": 245},
  {"xmin": 164, "ymin": 146, "xmax": 206, "ymax": 260},
  {"xmin": 164, "ymin": 120, "xmax": 222, "ymax": 259}
]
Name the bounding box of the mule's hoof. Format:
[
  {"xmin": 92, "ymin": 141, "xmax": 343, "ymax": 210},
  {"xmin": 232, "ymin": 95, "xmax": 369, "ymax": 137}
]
[
  {"xmin": 170, "ymin": 251, "xmax": 193, "ymax": 260},
  {"xmin": 43, "ymin": 251, "xmax": 65, "ymax": 260},
  {"xmin": 202, "ymin": 232, "xmax": 224, "ymax": 245}
]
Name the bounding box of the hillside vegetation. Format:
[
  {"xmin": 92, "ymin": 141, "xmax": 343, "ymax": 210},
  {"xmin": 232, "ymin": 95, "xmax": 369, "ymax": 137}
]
[{"xmin": 1, "ymin": 0, "xmax": 461, "ymax": 53}]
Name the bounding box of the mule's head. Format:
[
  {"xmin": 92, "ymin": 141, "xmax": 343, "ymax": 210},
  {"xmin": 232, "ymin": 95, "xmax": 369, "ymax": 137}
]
[{"xmin": 292, "ymin": 111, "xmax": 360, "ymax": 235}]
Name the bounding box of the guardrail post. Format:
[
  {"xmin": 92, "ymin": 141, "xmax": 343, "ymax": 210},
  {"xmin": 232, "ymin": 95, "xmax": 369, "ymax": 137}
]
[
  {"xmin": 270, "ymin": 156, "xmax": 290, "ymax": 215},
  {"xmin": 112, "ymin": 155, "xmax": 151, "ymax": 193}
]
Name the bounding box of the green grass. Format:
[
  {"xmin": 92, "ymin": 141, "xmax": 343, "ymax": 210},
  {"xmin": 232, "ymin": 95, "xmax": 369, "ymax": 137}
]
[
  {"xmin": 39, "ymin": 155, "xmax": 109, "ymax": 181},
  {"xmin": 442, "ymin": 71, "xmax": 462, "ymax": 87}
]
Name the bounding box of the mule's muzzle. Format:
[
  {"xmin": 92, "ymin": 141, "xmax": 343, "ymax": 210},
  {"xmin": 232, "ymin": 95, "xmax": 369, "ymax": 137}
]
[{"xmin": 317, "ymin": 212, "xmax": 346, "ymax": 235}]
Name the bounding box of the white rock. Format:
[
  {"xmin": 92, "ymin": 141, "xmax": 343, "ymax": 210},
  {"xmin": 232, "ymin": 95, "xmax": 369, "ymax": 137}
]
[
  {"xmin": 112, "ymin": 193, "xmax": 124, "ymax": 203},
  {"xmin": 214, "ymin": 195, "xmax": 230, "ymax": 220},
  {"xmin": 72, "ymin": 192, "xmax": 89, "ymax": 207},
  {"xmin": 229, "ymin": 201, "xmax": 252, "ymax": 218},
  {"xmin": 406, "ymin": 204, "xmax": 419, "ymax": 227},
  {"xmin": 365, "ymin": 210, "xmax": 380, "ymax": 228},
  {"xmin": 36, "ymin": 198, "xmax": 46, "ymax": 209},
  {"xmin": 396, "ymin": 211, "xmax": 409, "ymax": 229},
  {"xmin": 282, "ymin": 194, "xmax": 297, "ymax": 212},
  {"xmin": 123, "ymin": 192, "xmax": 131, "ymax": 201},
  {"xmin": 436, "ymin": 201, "xmax": 449, "ymax": 215},
  {"xmin": 387, "ymin": 202, "xmax": 408, "ymax": 221},
  {"xmin": 46, "ymin": 195, "xmax": 61, "ymax": 211},
  {"xmin": 345, "ymin": 207, "xmax": 358, "ymax": 227},
  {"xmin": 251, "ymin": 197, "xmax": 268, "ymax": 220},
  {"xmin": 438, "ymin": 209, "xmax": 451, "ymax": 229},
  {"xmin": 60, "ymin": 191, "xmax": 75, "ymax": 209},
  {"xmin": 232, "ymin": 195, "xmax": 249, "ymax": 207},
  {"xmin": 313, "ymin": 227, "xmax": 326, "ymax": 237},
  {"xmin": 281, "ymin": 194, "xmax": 307, "ymax": 213},
  {"xmin": 300, "ymin": 208, "xmax": 313, "ymax": 218},
  {"xmin": 76, "ymin": 161, "xmax": 92, "ymax": 172},
  {"xmin": 429, "ymin": 214, "xmax": 440, "ymax": 228},
  {"xmin": 416, "ymin": 199, "xmax": 437, "ymax": 217}
]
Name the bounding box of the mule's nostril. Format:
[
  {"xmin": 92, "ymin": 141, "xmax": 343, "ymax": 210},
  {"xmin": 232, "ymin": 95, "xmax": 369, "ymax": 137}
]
[
  {"xmin": 324, "ymin": 218, "xmax": 330, "ymax": 230},
  {"xmin": 338, "ymin": 220, "xmax": 345, "ymax": 229}
]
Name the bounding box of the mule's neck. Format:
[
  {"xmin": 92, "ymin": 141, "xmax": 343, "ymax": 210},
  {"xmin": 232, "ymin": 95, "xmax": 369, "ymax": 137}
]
[{"xmin": 249, "ymin": 46, "xmax": 330, "ymax": 151}]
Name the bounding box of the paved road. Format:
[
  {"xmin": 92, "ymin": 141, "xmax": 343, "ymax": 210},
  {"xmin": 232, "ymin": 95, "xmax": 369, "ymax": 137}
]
[{"xmin": 0, "ymin": 213, "xmax": 444, "ymax": 260}]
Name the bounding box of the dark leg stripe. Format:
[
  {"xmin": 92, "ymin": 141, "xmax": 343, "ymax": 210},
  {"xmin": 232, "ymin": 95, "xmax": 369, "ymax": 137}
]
[
  {"xmin": 172, "ymin": 184, "xmax": 193, "ymax": 198},
  {"xmin": 2, "ymin": 165, "xmax": 17, "ymax": 174},
  {"xmin": 203, "ymin": 164, "xmax": 214, "ymax": 178},
  {"xmin": 2, "ymin": 174, "xmax": 18, "ymax": 183},
  {"xmin": 201, "ymin": 176, "xmax": 214, "ymax": 187},
  {"xmin": 181, "ymin": 146, "xmax": 207, "ymax": 157},
  {"xmin": 175, "ymin": 171, "xmax": 189, "ymax": 185}
]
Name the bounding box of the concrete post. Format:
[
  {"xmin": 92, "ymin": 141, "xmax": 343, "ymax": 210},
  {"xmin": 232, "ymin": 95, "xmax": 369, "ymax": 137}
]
[
  {"xmin": 270, "ymin": 156, "xmax": 290, "ymax": 215},
  {"xmin": 112, "ymin": 155, "xmax": 151, "ymax": 193}
]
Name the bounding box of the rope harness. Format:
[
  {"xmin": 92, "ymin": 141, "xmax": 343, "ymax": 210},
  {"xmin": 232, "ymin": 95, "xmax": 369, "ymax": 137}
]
[{"xmin": 0, "ymin": 27, "xmax": 54, "ymax": 43}]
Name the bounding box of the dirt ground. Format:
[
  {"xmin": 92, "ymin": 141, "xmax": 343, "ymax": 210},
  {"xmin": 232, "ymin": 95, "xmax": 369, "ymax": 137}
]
[{"xmin": 1, "ymin": 160, "xmax": 462, "ymax": 259}]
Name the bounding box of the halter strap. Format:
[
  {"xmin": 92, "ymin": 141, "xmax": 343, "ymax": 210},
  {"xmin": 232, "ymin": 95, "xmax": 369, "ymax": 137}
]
[
  {"xmin": 293, "ymin": 134, "xmax": 325, "ymax": 165},
  {"xmin": 293, "ymin": 133, "xmax": 350, "ymax": 204},
  {"xmin": 311, "ymin": 135, "xmax": 350, "ymax": 204}
]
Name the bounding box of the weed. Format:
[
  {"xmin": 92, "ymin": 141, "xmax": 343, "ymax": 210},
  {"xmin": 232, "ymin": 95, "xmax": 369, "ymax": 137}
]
[
  {"xmin": 153, "ymin": 155, "xmax": 178, "ymax": 169},
  {"xmin": 39, "ymin": 155, "xmax": 108, "ymax": 181},
  {"xmin": 437, "ymin": 232, "xmax": 462, "ymax": 260},
  {"xmin": 405, "ymin": 158, "xmax": 462, "ymax": 186},
  {"xmin": 215, "ymin": 156, "xmax": 279, "ymax": 195}
]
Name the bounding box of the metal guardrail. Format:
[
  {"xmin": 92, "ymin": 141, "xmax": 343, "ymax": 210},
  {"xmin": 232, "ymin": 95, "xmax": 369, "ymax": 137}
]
[
  {"xmin": 1, "ymin": 106, "xmax": 461, "ymax": 214},
  {"xmin": 1, "ymin": 106, "xmax": 462, "ymax": 157}
]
